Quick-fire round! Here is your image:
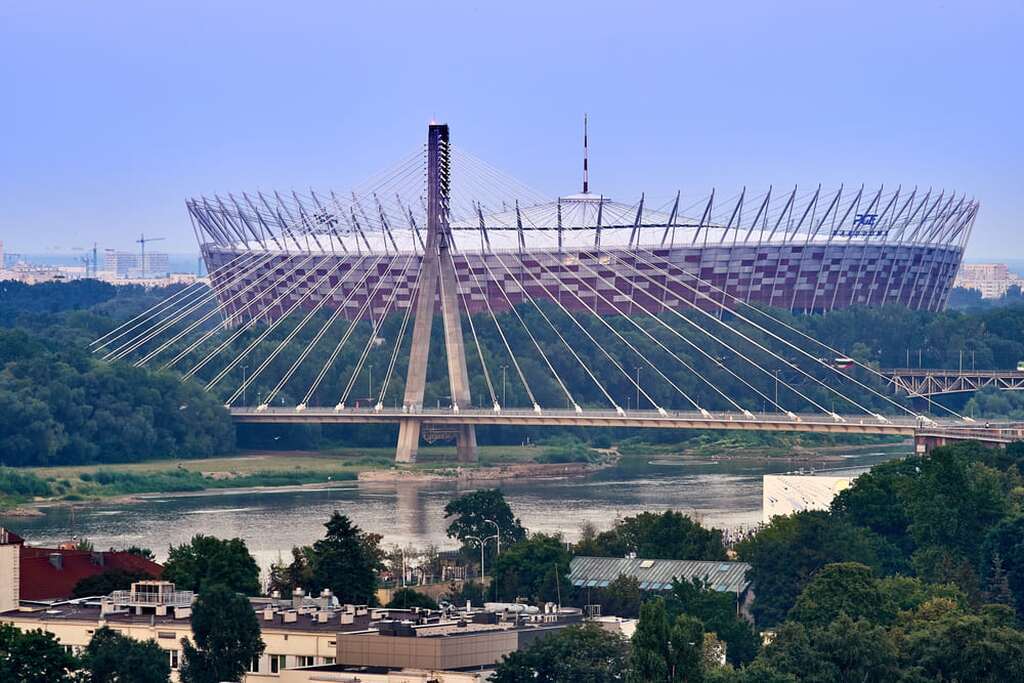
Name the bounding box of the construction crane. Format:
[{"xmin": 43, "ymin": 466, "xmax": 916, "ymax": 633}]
[{"xmin": 136, "ymin": 234, "xmax": 165, "ymax": 278}]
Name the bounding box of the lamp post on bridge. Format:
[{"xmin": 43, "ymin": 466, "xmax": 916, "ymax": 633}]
[{"xmin": 501, "ymin": 365, "xmax": 507, "ymax": 408}]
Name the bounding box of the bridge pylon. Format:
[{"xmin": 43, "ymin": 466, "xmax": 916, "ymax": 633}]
[{"xmin": 395, "ymin": 124, "xmax": 477, "ymax": 463}]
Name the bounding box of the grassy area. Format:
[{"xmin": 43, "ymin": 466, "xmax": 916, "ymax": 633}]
[{"xmin": 0, "ymin": 444, "xmax": 552, "ymax": 510}]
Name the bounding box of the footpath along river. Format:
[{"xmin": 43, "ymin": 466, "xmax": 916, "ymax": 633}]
[{"xmin": 2, "ymin": 446, "xmax": 908, "ymax": 568}]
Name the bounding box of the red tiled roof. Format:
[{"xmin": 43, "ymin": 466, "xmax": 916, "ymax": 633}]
[{"xmin": 20, "ymin": 548, "xmax": 164, "ymax": 601}]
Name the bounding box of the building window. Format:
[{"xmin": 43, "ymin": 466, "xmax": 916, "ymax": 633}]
[
  {"xmin": 247, "ymin": 655, "xmax": 261, "ymax": 673},
  {"xmin": 323, "ymin": 657, "xmax": 335, "ymax": 665},
  {"xmin": 157, "ymin": 631, "xmax": 176, "ymax": 640},
  {"xmin": 269, "ymin": 654, "xmax": 286, "ymax": 674},
  {"xmin": 296, "ymin": 655, "xmax": 315, "ymax": 667},
  {"xmin": 168, "ymin": 650, "xmax": 180, "ymax": 670}
]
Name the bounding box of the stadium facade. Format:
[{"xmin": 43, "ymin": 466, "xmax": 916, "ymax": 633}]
[{"xmin": 189, "ymin": 143, "xmax": 977, "ymax": 323}]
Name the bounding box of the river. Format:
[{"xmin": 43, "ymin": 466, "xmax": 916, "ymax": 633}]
[{"xmin": 2, "ymin": 447, "xmax": 909, "ymax": 569}]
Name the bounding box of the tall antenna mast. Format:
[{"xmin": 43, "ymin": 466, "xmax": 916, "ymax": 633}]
[{"xmin": 583, "ymin": 113, "xmax": 589, "ymax": 194}]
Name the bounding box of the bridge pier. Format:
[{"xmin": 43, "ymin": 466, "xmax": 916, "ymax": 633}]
[{"xmin": 395, "ymin": 419, "xmax": 421, "ymax": 463}]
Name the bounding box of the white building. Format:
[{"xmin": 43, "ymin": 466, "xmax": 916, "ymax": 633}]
[
  {"xmin": 762, "ymin": 474, "xmax": 855, "ymax": 523},
  {"xmin": 954, "ymin": 263, "xmax": 1024, "ymax": 299}
]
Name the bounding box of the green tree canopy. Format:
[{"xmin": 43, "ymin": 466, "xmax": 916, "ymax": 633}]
[
  {"xmin": 163, "ymin": 534, "xmax": 260, "ymax": 595},
  {"xmin": 736, "ymin": 510, "xmax": 903, "ymax": 626},
  {"xmin": 0, "ymin": 624, "xmax": 79, "ymax": 683},
  {"xmin": 575, "ymin": 511, "xmax": 726, "ymax": 561},
  {"xmin": 492, "ymin": 623, "xmax": 628, "ymax": 683},
  {"xmin": 492, "ymin": 533, "xmax": 571, "ymax": 604},
  {"xmin": 72, "ymin": 568, "xmax": 155, "ymax": 598},
  {"xmin": 82, "ymin": 626, "xmax": 170, "ymax": 683},
  {"xmin": 444, "ymin": 488, "xmax": 527, "ymax": 552},
  {"xmin": 667, "ymin": 577, "xmax": 759, "ymax": 666},
  {"xmin": 386, "ymin": 587, "xmax": 439, "ymax": 610},
  {"xmin": 627, "ymin": 598, "xmax": 706, "ymax": 683},
  {"xmin": 787, "ymin": 562, "xmax": 897, "ymax": 629},
  {"xmin": 179, "ymin": 585, "xmax": 265, "ymax": 683},
  {"xmin": 308, "ymin": 512, "xmax": 384, "ymax": 605}
]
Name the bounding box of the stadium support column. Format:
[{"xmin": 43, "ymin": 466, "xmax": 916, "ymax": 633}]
[{"xmin": 396, "ymin": 124, "xmax": 478, "ymax": 464}]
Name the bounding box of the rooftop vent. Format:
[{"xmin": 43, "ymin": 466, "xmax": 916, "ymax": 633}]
[{"xmin": 639, "ymin": 560, "xmax": 655, "ymax": 569}]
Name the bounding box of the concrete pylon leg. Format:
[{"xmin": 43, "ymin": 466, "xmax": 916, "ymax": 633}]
[
  {"xmin": 396, "ymin": 419, "xmax": 422, "ymax": 463},
  {"xmin": 455, "ymin": 425, "xmax": 477, "ymax": 463}
]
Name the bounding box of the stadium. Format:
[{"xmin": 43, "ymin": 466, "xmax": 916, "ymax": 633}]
[{"xmin": 187, "ymin": 129, "xmax": 977, "ymax": 323}]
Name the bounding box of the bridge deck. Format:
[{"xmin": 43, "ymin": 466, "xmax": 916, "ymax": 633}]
[{"xmin": 229, "ymin": 407, "xmax": 1022, "ymax": 443}]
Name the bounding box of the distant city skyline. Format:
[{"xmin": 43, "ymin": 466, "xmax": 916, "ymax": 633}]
[{"xmin": 1, "ymin": 1, "xmax": 1021, "ymax": 257}]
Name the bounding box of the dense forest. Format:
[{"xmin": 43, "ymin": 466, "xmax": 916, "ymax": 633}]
[{"xmin": 3, "ymin": 278, "xmax": 1024, "ymax": 466}]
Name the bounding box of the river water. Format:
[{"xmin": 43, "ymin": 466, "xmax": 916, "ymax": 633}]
[{"xmin": 2, "ymin": 447, "xmax": 908, "ymax": 569}]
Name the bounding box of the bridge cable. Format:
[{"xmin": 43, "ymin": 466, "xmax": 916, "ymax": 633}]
[
  {"xmin": 637, "ymin": 248, "xmax": 967, "ymax": 421},
  {"xmin": 90, "ymin": 250, "xmax": 253, "ymax": 352},
  {"xmin": 223, "ymin": 255, "xmax": 374, "ymax": 405},
  {"xmin": 337, "ymin": 254, "xmax": 419, "ymax": 408},
  {"xmin": 180, "ymin": 253, "xmax": 327, "ymax": 380},
  {"xmin": 618, "ymin": 249, "xmax": 883, "ymax": 420},
  {"xmin": 443, "ymin": 247, "xmax": 499, "ymax": 410},
  {"xmin": 104, "ymin": 250, "xmax": 275, "ymax": 362},
  {"xmin": 632, "ymin": 248, "xmax": 948, "ymax": 421},
  {"xmin": 131, "ymin": 252, "xmax": 291, "ymax": 367},
  {"xmin": 151, "ymin": 251, "xmax": 315, "ymax": 369},
  {"xmin": 302, "ymin": 253, "xmax": 418, "ymax": 407},
  {"xmin": 375, "ymin": 256, "xmax": 426, "ymax": 409},
  {"xmin": 204, "ymin": 253, "xmax": 352, "ymax": 391},
  {"xmin": 263, "ymin": 254, "xmax": 387, "ymax": 408}
]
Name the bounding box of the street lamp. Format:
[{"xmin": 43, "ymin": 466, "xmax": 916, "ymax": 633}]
[
  {"xmin": 484, "ymin": 519, "xmax": 501, "ymax": 556},
  {"xmin": 635, "ymin": 367, "xmax": 640, "ymax": 409},
  {"xmin": 241, "ymin": 364, "xmax": 249, "ymax": 406},
  {"xmin": 466, "ymin": 535, "xmax": 485, "ymax": 579},
  {"xmin": 500, "ymin": 365, "xmax": 508, "ymax": 408}
]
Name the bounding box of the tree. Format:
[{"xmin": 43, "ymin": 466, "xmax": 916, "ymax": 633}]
[
  {"xmin": 902, "ymin": 445, "xmax": 1010, "ymax": 559},
  {"xmin": 982, "ymin": 514, "xmax": 1024, "ymax": 617},
  {"xmin": 123, "ymin": 545, "xmax": 155, "ymax": 560},
  {"xmin": 758, "ymin": 615, "xmax": 898, "ymax": 683},
  {"xmin": 984, "ymin": 552, "xmax": 1015, "ymax": 607},
  {"xmin": 576, "ymin": 511, "xmax": 726, "ymax": 561},
  {"xmin": 668, "ymin": 577, "xmax": 759, "ymax": 666},
  {"xmin": 492, "ymin": 533, "xmax": 571, "ymax": 604},
  {"xmin": 492, "ymin": 623, "xmax": 628, "ymax": 683},
  {"xmin": 443, "ymin": 580, "xmax": 486, "ymax": 607},
  {"xmin": 307, "ymin": 512, "xmax": 384, "ymax": 605},
  {"xmin": 735, "ymin": 510, "xmax": 903, "ymax": 626},
  {"xmin": 577, "ymin": 574, "xmax": 644, "ymax": 619},
  {"xmin": 386, "ymin": 588, "xmax": 438, "ymax": 610},
  {"xmin": 628, "ymin": 598, "xmax": 705, "ymax": 683},
  {"xmin": 898, "ymin": 598, "xmax": 1024, "ymax": 683},
  {"xmin": 82, "ymin": 626, "xmax": 170, "ymax": 683},
  {"xmin": 786, "ymin": 562, "xmax": 896, "ymax": 629},
  {"xmin": 444, "ymin": 489, "xmax": 526, "ymax": 564},
  {"xmin": 72, "ymin": 568, "xmax": 154, "ymax": 598},
  {"xmin": 0, "ymin": 623, "xmax": 79, "ymax": 683},
  {"xmin": 163, "ymin": 534, "xmax": 260, "ymax": 595},
  {"xmin": 179, "ymin": 585, "xmax": 265, "ymax": 683}
]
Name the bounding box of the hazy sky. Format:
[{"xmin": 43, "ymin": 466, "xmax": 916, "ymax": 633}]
[{"xmin": 2, "ymin": 1, "xmax": 1021, "ymax": 257}]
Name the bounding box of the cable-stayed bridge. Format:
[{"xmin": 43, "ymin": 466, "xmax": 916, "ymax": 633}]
[{"xmin": 91, "ymin": 123, "xmax": 1005, "ymax": 462}]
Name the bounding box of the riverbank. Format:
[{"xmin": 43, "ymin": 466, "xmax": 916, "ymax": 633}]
[
  {"xmin": 0, "ymin": 444, "xmax": 614, "ymax": 514},
  {"xmin": 0, "ymin": 436, "xmax": 910, "ymax": 515}
]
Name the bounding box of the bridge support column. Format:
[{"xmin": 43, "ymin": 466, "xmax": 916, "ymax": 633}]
[
  {"xmin": 395, "ymin": 123, "xmax": 477, "ymax": 464},
  {"xmin": 396, "ymin": 419, "xmax": 422, "ymax": 463}
]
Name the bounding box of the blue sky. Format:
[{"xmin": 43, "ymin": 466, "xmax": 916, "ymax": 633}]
[{"xmin": 1, "ymin": 1, "xmax": 1021, "ymax": 257}]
